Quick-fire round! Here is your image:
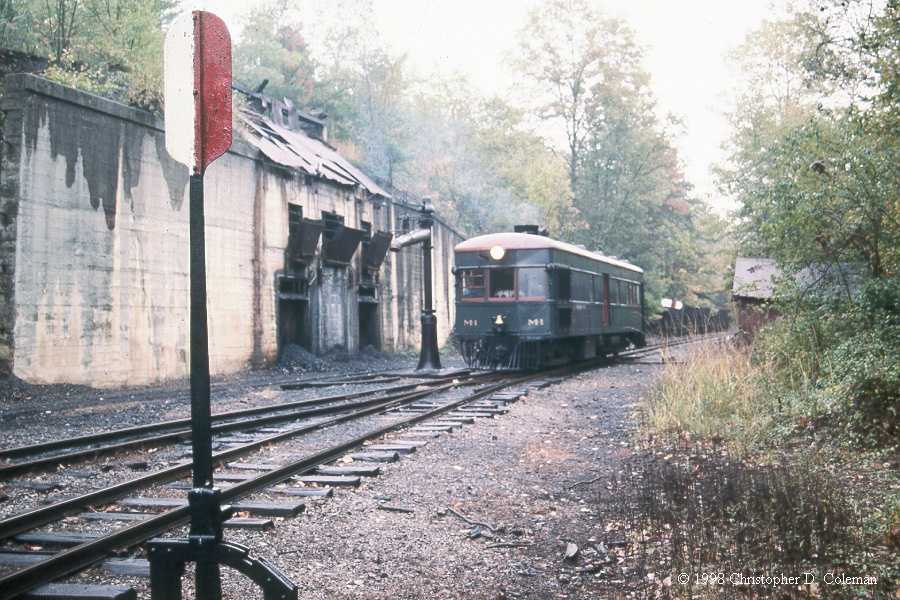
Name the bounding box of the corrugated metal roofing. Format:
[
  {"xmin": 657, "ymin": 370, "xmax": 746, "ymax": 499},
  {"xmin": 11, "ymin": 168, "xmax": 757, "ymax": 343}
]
[{"xmin": 239, "ymin": 110, "xmax": 391, "ymax": 199}]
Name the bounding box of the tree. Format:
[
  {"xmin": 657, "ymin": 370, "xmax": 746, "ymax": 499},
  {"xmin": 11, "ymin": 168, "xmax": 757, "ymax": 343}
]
[
  {"xmin": 734, "ymin": 109, "xmax": 899, "ymax": 280},
  {"xmin": 0, "ymin": 0, "xmax": 176, "ymax": 110},
  {"xmin": 0, "ymin": 0, "xmax": 38, "ymax": 53},
  {"xmin": 233, "ymin": 1, "xmax": 317, "ymax": 107},
  {"xmin": 515, "ymin": 0, "xmax": 645, "ymax": 203},
  {"xmin": 723, "ymin": 1, "xmax": 900, "ymax": 280}
]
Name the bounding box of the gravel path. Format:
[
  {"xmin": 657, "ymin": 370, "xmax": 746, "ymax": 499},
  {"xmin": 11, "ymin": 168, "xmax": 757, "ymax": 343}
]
[
  {"xmin": 212, "ymin": 359, "xmax": 661, "ymax": 599},
  {"xmin": 1, "ymin": 347, "xmax": 671, "ymax": 599}
]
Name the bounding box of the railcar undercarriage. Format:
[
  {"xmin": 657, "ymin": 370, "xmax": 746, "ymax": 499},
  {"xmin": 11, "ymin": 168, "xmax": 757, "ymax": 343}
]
[{"xmin": 457, "ymin": 334, "xmax": 641, "ymax": 370}]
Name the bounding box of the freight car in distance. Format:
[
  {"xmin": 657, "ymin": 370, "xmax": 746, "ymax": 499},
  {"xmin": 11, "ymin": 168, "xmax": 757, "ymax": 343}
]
[{"xmin": 452, "ymin": 228, "xmax": 646, "ymax": 369}]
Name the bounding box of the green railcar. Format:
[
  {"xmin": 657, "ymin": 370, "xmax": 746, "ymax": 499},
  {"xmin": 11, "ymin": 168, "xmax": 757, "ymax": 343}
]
[{"xmin": 453, "ymin": 231, "xmax": 645, "ymax": 369}]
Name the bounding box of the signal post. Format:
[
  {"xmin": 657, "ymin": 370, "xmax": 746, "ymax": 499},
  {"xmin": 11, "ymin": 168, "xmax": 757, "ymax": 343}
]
[{"xmin": 147, "ymin": 11, "xmax": 297, "ymax": 600}]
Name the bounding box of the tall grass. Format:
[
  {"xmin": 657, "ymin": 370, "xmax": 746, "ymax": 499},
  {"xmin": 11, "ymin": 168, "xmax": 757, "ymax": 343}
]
[{"xmin": 645, "ymin": 339, "xmax": 776, "ymax": 451}]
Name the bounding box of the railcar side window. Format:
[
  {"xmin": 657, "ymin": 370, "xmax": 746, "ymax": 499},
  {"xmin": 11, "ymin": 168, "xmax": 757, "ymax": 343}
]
[
  {"xmin": 628, "ymin": 283, "xmax": 639, "ymax": 305},
  {"xmin": 593, "ymin": 276, "xmax": 602, "ymax": 302},
  {"xmin": 609, "ymin": 279, "xmax": 620, "ymax": 304},
  {"xmin": 489, "ymin": 268, "xmax": 515, "ymax": 298},
  {"xmin": 556, "ymin": 269, "xmax": 571, "ymax": 300},
  {"xmin": 517, "ymin": 268, "xmax": 547, "ymax": 299},
  {"xmin": 572, "ymin": 272, "xmax": 593, "ymax": 301},
  {"xmin": 460, "ymin": 270, "xmax": 485, "ymax": 299}
]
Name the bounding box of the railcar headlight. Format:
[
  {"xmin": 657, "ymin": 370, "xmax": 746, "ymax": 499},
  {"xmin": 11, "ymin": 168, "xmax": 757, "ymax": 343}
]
[
  {"xmin": 489, "ymin": 245, "xmax": 506, "ymax": 260},
  {"xmin": 494, "ymin": 315, "xmax": 504, "ymax": 326}
]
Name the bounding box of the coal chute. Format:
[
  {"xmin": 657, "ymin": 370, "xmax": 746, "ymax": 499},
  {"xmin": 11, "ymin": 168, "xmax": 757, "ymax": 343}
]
[
  {"xmin": 288, "ymin": 218, "xmax": 325, "ymax": 262},
  {"xmin": 363, "ymin": 231, "xmax": 393, "ymax": 271},
  {"xmin": 323, "ymin": 225, "xmax": 366, "ymax": 266}
]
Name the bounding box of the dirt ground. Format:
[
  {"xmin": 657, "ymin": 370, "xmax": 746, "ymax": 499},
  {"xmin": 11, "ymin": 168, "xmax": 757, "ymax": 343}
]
[
  {"xmin": 4, "ymin": 341, "xmax": 895, "ymax": 599},
  {"xmin": 0, "ymin": 350, "xmax": 673, "ymax": 599},
  {"xmin": 199, "ymin": 359, "xmax": 660, "ymax": 600}
]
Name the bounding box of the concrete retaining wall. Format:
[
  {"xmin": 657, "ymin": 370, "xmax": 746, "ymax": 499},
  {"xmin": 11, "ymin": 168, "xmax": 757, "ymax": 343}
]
[{"xmin": 0, "ymin": 75, "xmax": 463, "ymax": 386}]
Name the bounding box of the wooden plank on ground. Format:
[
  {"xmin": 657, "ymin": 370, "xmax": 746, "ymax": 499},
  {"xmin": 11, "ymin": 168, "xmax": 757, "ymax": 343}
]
[
  {"xmin": 393, "ymin": 431, "xmax": 440, "ymax": 439},
  {"xmin": 120, "ymin": 497, "xmax": 185, "ymax": 510},
  {"xmin": 296, "ymin": 475, "xmax": 361, "ymax": 487},
  {"xmin": 230, "ymin": 501, "xmax": 305, "ymax": 517},
  {"xmin": 226, "ymin": 462, "xmax": 281, "ymax": 471},
  {"xmin": 215, "ymin": 473, "xmax": 254, "ymax": 482},
  {"xmin": 273, "ymin": 486, "xmax": 333, "ymax": 498},
  {"xmin": 12, "ymin": 481, "xmax": 62, "ymax": 492},
  {"xmin": 101, "ymin": 558, "xmax": 151, "ymax": 577},
  {"xmin": 349, "ymin": 452, "xmax": 399, "ymax": 463},
  {"xmin": 0, "ymin": 552, "xmax": 51, "ymax": 566},
  {"xmin": 23, "ymin": 584, "xmax": 136, "ymax": 600},
  {"xmin": 365, "ymin": 443, "xmax": 418, "ymax": 454},
  {"xmin": 410, "ymin": 426, "xmax": 452, "ymax": 433},
  {"xmin": 448, "ymin": 411, "xmax": 495, "ymax": 418},
  {"xmin": 316, "ymin": 465, "xmax": 381, "ymax": 476},
  {"xmin": 14, "ymin": 532, "xmax": 99, "ymax": 547},
  {"xmin": 78, "ymin": 512, "xmax": 152, "ymax": 522},
  {"xmin": 224, "ymin": 517, "xmax": 273, "ymax": 530},
  {"xmin": 437, "ymin": 415, "xmax": 475, "ymax": 424},
  {"xmin": 389, "ymin": 439, "xmax": 430, "ymax": 447}
]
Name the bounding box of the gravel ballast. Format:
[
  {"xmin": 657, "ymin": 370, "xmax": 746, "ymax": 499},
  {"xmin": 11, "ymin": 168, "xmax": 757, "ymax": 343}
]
[
  {"xmin": 214, "ymin": 361, "xmax": 659, "ymax": 599},
  {"xmin": 2, "ymin": 350, "xmax": 667, "ymax": 598}
]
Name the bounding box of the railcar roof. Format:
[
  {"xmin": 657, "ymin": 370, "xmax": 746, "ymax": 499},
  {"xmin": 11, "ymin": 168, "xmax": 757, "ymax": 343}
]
[{"xmin": 455, "ymin": 232, "xmax": 643, "ymax": 274}]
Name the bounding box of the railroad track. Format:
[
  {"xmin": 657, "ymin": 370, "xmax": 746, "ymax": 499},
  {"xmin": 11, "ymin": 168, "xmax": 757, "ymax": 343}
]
[
  {"xmin": 0, "ymin": 335, "xmax": 725, "ymax": 599},
  {"xmin": 0, "ymin": 370, "xmax": 479, "ymax": 478},
  {"xmin": 0, "ymin": 366, "xmax": 429, "ymax": 423},
  {"xmin": 0, "ymin": 368, "xmax": 536, "ymax": 599}
]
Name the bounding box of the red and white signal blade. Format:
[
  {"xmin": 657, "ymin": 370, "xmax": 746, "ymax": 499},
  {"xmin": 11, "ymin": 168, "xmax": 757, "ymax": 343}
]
[{"xmin": 164, "ymin": 10, "xmax": 232, "ymax": 175}]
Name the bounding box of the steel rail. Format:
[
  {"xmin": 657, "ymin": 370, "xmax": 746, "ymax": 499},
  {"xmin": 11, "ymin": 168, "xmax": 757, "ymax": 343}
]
[
  {"xmin": 0, "ymin": 376, "xmax": 499, "ymax": 543},
  {"xmin": 618, "ymin": 333, "xmax": 730, "ymax": 359},
  {"xmin": 0, "ymin": 375, "xmax": 468, "ymax": 461},
  {"xmin": 0, "ymin": 371, "xmax": 528, "ymax": 600},
  {"xmin": 0, "ymin": 374, "xmax": 491, "ymax": 478},
  {"xmin": 0, "ymin": 368, "xmax": 402, "ymax": 423}
]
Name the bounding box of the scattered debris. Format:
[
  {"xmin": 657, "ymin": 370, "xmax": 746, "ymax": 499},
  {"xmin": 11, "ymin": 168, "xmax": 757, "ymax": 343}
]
[
  {"xmin": 445, "ymin": 506, "xmax": 496, "ymax": 532},
  {"xmin": 376, "ymin": 504, "xmax": 414, "ymax": 514}
]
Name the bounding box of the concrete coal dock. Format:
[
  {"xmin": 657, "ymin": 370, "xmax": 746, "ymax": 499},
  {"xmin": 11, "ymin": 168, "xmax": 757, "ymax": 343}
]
[{"xmin": 0, "ymin": 74, "xmax": 462, "ymax": 387}]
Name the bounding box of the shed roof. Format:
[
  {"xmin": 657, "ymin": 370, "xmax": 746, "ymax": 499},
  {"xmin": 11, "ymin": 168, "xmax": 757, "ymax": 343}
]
[
  {"xmin": 238, "ymin": 110, "xmax": 391, "ymax": 199},
  {"xmin": 732, "ymin": 257, "xmax": 780, "ymax": 299},
  {"xmin": 455, "ymin": 232, "xmax": 643, "ymax": 274}
]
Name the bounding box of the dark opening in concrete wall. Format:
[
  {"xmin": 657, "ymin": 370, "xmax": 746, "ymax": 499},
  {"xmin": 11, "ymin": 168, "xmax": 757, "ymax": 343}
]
[
  {"xmin": 358, "ymin": 302, "xmax": 379, "ymax": 350},
  {"xmin": 279, "ymin": 298, "xmax": 310, "ymax": 352}
]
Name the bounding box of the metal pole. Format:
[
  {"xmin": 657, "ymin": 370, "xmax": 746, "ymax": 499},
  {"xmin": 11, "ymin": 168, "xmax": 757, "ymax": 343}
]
[
  {"xmin": 416, "ymin": 203, "xmax": 441, "ymax": 371},
  {"xmin": 188, "ymin": 173, "xmax": 222, "ymax": 600},
  {"xmin": 189, "ymin": 174, "xmax": 212, "ymax": 489}
]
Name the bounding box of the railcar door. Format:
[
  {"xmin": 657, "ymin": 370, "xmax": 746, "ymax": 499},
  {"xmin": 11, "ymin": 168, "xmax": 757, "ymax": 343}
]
[{"xmin": 602, "ymin": 274, "xmax": 610, "ymax": 326}]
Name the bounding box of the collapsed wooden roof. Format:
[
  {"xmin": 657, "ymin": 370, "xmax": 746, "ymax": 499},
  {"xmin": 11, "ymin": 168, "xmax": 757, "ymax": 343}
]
[{"xmin": 239, "ymin": 109, "xmax": 391, "ymax": 199}]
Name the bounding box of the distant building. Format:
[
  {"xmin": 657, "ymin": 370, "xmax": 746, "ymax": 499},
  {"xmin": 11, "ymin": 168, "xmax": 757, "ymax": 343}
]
[
  {"xmin": 731, "ymin": 257, "xmax": 781, "ymax": 338},
  {"xmin": 732, "ymin": 256, "xmax": 862, "ymax": 339}
]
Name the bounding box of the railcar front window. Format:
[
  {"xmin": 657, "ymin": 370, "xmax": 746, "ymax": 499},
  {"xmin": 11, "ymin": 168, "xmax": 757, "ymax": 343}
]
[
  {"xmin": 461, "ymin": 270, "xmax": 485, "ymax": 299},
  {"xmin": 517, "ymin": 268, "xmax": 547, "ymax": 300},
  {"xmin": 489, "ymin": 268, "xmax": 515, "ymax": 299}
]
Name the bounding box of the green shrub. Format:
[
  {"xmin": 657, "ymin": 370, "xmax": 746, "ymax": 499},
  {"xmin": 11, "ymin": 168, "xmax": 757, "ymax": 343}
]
[
  {"xmin": 820, "ymin": 279, "xmax": 900, "ymax": 445},
  {"xmin": 751, "ymin": 277, "xmax": 900, "ymax": 447}
]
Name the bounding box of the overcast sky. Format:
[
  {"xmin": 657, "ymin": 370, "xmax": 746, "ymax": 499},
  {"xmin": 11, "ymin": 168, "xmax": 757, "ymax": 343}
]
[{"xmin": 189, "ymin": 0, "xmax": 788, "ymax": 213}]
